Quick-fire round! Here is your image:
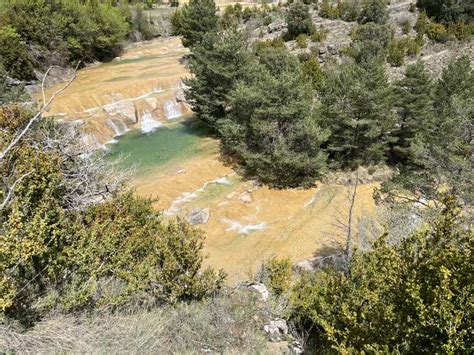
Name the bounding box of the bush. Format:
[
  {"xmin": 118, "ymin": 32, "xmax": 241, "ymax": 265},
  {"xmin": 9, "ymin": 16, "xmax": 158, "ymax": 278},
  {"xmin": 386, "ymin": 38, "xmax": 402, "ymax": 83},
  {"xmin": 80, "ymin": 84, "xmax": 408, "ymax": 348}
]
[
  {"xmin": 296, "ymin": 33, "xmax": 308, "ymax": 48},
  {"xmin": 310, "ymin": 28, "xmax": 328, "ymax": 42},
  {"xmin": 351, "ymin": 23, "xmax": 391, "ymax": 64},
  {"xmin": 387, "ymin": 39, "xmax": 405, "ymax": 66},
  {"xmin": 290, "ymin": 197, "xmax": 473, "ymax": 352},
  {"xmin": 0, "ymin": 0, "xmax": 129, "ymax": 65},
  {"xmin": 0, "ymin": 107, "xmax": 224, "ymax": 321},
  {"xmin": 358, "ymin": 0, "xmax": 388, "ymax": 24},
  {"xmin": 427, "ymin": 21, "xmax": 449, "ymax": 42},
  {"xmin": 286, "ymin": 2, "xmax": 315, "ymax": 39},
  {"xmin": 0, "ymin": 26, "xmax": 35, "ymax": 80},
  {"xmin": 257, "ymin": 257, "xmax": 293, "ymax": 296},
  {"xmin": 417, "ymin": 0, "xmax": 474, "ymax": 25}
]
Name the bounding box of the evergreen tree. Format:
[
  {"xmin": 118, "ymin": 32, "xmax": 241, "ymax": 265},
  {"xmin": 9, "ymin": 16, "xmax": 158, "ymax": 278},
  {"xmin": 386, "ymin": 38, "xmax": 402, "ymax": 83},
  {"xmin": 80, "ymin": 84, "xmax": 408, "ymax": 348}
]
[
  {"xmin": 320, "ymin": 59, "xmax": 394, "ymax": 167},
  {"xmin": 171, "ymin": 0, "xmax": 218, "ymax": 48},
  {"xmin": 391, "ymin": 61, "xmax": 434, "ymax": 164},
  {"xmin": 220, "ymin": 48, "xmax": 329, "ymax": 188},
  {"xmin": 382, "ymin": 56, "xmax": 473, "ymax": 205},
  {"xmin": 184, "ymin": 27, "xmax": 251, "ymax": 129},
  {"xmin": 285, "ymin": 1, "xmax": 315, "ymax": 39}
]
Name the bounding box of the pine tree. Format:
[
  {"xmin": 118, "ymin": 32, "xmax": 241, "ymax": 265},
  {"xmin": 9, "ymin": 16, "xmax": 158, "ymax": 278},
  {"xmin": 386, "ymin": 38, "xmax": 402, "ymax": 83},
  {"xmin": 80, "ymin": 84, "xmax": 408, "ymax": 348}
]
[
  {"xmin": 320, "ymin": 59, "xmax": 394, "ymax": 167},
  {"xmin": 184, "ymin": 27, "xmax": 251, "ymax": 129},
  {"xmin": 172, "ymin": 0, "xmax": 218, "ymax": 48},
  {"xmin": 220, "ymin": 48, "xmax": 329, "ymax": 188},
  {"xmin": 391, "ymin": 61, "xmax": 434, "ymax": 164}
]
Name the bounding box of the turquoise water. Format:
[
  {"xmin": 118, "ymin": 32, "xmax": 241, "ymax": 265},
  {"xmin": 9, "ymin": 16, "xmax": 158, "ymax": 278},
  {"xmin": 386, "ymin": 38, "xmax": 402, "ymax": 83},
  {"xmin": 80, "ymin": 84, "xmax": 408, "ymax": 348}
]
[{"xmin": 106, "ymin": 119, "xmax": 212, "ymax": 175}]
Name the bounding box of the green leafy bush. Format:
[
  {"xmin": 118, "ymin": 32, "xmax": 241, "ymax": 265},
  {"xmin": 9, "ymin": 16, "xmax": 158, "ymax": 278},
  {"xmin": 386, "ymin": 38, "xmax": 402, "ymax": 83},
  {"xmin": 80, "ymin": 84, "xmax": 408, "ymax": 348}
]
[
  {"xmin": 0, "ymin": 26, "xmax": 34, "ymax": 80},
  {"xmin": 427, "ymin": 21, "xmax": 450, "ymax": 42},
  {"xmin": 290, "ymin": 197, "xmax": 473, "ymax": 352},
  {"xmin": 285, "ymin": 2, "xmax": 315, "ymax": 39},
  {"xmin": 358, "ymin": 0, "xmax": 388, "ymax": 24},
  {"xmin": 296, "ymin": 33, "xmax": 308, "ymax": 48},
  {"xmin": 0, "ymin": 0, "xmax": 129, "ymax": 66},
  {"xmin": 258, "ymin": 257, "xmax": 293, "ymax": 296},
  {"xmin": 0, "ymin": 107, "xmax": 224, "ymax": 321}
]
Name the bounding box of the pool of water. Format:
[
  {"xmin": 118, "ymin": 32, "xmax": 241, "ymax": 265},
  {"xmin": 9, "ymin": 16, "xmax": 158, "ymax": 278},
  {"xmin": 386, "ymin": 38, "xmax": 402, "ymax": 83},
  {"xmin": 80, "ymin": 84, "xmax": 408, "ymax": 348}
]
[{"xmin": 106, "ymin": 119, "xmax": 212, "ymax": 175}]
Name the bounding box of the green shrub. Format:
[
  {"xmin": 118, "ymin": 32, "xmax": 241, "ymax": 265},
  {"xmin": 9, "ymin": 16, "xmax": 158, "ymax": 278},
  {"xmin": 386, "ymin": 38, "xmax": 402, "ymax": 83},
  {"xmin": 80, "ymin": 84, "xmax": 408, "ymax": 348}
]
[
  {"xmin": 0, "ymin": 0, "xmax": 129, "ymax": 64},
  {"xmin": 290, "ymin": 197, "xmax": 473, "ymax": 352},
  {"xmin": 263, "ymin": 15, "xmax": 272, "ymax": 26},
  {"xmin": 387, "ymin": 39, "xmax": 405, "ymax": 67},
  {"xmin": 260, "ymin": 257, "xmax": 293, "ymax": 296},
  {"xmin": 358, "ymin": 0, "xmax": 388, "ymax": 24},
  {"xmin": 296, "ymin": 33, "xmax": 308, "ymax": 48},
  {"xmin": 310, "ymin": 28, "xmax": 328, "ymax": 42},
  {"xmin": 400, "ymin": 18, "xmax": 412, "ymax": 34},
  {"xmin": 0, "ymin": 107, "xmax": 224, "ymax": 320},
  {"xmin": 427, "ymin": 21, "xmax": 449, "ymax": 42},
  {"xmin": 0, "ymin": 26, "xmax": 34, "ymax": 80},
  {"xmin": 285, "ymin": 2, "xmax": 315, "ymax": 39}
]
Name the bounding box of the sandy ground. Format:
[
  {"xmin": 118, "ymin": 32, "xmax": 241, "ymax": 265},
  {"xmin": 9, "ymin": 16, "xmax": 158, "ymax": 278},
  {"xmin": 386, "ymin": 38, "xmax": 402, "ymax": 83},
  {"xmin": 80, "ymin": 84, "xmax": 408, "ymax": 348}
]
[{"xmin": 133, "ymin": 142, "xmax": 378, "ymax": 283}]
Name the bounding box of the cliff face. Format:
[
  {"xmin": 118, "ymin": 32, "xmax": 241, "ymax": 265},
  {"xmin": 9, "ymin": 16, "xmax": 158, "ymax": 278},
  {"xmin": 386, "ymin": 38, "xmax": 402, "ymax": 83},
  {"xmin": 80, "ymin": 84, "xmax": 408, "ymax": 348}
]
[{"xmin": 42, "ymin": 37, "xmax": 192, "ymax": 146}]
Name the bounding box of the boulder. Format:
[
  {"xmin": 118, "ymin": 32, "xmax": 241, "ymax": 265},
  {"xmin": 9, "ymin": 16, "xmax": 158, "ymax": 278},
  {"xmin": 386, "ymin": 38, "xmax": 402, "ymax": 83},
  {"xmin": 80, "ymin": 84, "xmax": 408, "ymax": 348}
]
[
  {"xmin": 239, "ymin": 191, "xmax": 253, "ymax": 204},
  {"xmin": 318, "ymin": 46, "xmax": 327, "ymax": 55},
  {"xmin": 240, "ymin": 282, "xmax": 269, "ymax": 301},
  {"xmin": 263, "ymin": 319, "xmax": 289, "ymax": 342},
  {"xmin": 289, "ymin": 340, "xmax": 304, "ymax": 354},
  {"xmin": 327, "ymin": 44, "xmax": 338, "ymax": 55},
  {"xmin": 186, "ymin": 208, "xmax": 210, "ymax": 225}
]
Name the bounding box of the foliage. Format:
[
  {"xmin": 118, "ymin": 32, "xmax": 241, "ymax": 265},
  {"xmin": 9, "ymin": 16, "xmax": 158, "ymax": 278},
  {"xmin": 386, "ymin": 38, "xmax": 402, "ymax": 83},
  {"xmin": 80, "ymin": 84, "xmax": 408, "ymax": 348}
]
[
  {"xmin": 416, "ymin": 0, "xmax": 474, "ymax": 25},
  {"xmin": 0, "ymin": 65, "xmax": 28, "ymax": 105},
  {"xmin": 171, "ymin": 0, "xmax": 218, "ymax": 48},
  {"xmin": 300, "ymin": 55, "xmax": 325, "ymax": 90},
  {"xmin": 55, "ymin": 194, "xmax": 225, "ymax": 312},
  {"xmin": 390, "ymin": 61, "xmax": 434, "ymax": 164},
  {"xmin": 387, "ymin": 38, "xmax": 406, "ymax": 66},
  {"xmin": 290, "ymin": 197, "xmax": 473, "ymax": 352},
  {"xmin": 131, "ymin": 4, "xmax": 157, "ymax": 41},
  {"xmin": 0, "ymin": 107, "xmax": 224, "ymax": 321},
  {"xmin": 0, "ymin": 0, "xmax": 129, "ymax": 65},
  {"xmin": 427, "ymin": 21, "xmax": 450, "ymax": 42},
  {"xmin": 184, "ymin": 28, "xmax": 251, "ymax": 129},
  {"xmin": 0, "ymin": 26, "xmax": 35, "ymax": 80},
  {"xmin": 382, "ymin": 56, "xmax": 473, "ymax": 205},
  {"xmin": 319, "ymin": 59, "xmax": 394, "ymax": 167},
  {"xmin": 350, "ymin": 23, "xmax": 391, "ymax": 64},
  {"xmin": 257, "ymin": 257, "xmax": 293, "ymax": 296},
  {"xmin": 285, "ymin": 1, "xmax": 315, "ymax": 40},
  {"xmin": 358, "ymin": 0, "xmax": 388, "ymax": 24},
  {"xmin": 220, "ymin": 48, "xmax": 329, "ymax": 188},
  {"xmin": 296, "ymin": 33, "xmax": 308, "ymax": 48},
  {"xmin": 310, "ymin": 27, "xmax": 328, "ymax": 42}
]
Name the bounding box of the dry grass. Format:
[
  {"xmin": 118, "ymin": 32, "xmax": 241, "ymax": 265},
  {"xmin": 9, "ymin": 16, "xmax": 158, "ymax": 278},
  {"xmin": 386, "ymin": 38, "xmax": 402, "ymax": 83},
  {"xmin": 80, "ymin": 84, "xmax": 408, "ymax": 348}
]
[{"xmin": 1, "ymin": 290, "xmax": 270, "ymax": 354}]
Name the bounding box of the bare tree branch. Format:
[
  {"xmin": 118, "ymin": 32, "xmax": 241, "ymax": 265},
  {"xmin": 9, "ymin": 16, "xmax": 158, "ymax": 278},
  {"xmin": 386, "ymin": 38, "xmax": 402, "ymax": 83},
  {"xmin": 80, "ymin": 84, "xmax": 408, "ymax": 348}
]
[
  {"xmin": 0, "ymin": 171, "xmax": 31, "ymax": 210},
  {"xmin": 0, "ymin": 61, "xmax": 80, "ymax": 162}
]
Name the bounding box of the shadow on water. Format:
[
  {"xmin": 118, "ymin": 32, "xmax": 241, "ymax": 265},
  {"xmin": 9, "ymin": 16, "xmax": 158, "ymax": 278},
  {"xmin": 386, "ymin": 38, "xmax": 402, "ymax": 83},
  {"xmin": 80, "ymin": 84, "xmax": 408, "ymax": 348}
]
[{"xmin": 106, "ymin": 118, "xmax": 214, "ymax": 175}]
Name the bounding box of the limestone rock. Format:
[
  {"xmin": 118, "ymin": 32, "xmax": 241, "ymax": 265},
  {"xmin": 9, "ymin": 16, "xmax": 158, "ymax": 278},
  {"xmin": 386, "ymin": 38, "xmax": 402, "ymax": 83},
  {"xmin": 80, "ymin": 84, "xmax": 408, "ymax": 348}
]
[
  {"xmin": 289, "ymin": 340, "xmax": 304, "ymax": 354},
  {"xmin": 247, "ymin": 282, "xmax": 270, "ymax": 302},
  {"xmin": 239, "ymin": 191, "xmax": 253, "ymax": 204},
  {"xmin": 263, "ymin": 319, "xmax": 289, "ymax": 342},
  {"xmin": 186, "ymin": 208, "xmax": 210, "ymax": 225}
]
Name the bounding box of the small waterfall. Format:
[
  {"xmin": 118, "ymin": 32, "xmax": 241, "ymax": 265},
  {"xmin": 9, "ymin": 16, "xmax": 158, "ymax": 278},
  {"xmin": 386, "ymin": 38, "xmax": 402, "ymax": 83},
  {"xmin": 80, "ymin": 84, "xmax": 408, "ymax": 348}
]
[
  {"xmin": 164, "ymin": 99, "xmax": 182, "ymax": 120},
  {"xmin": 107, "ymin": 119, "xmax": 129, "ymax": 137},
  {"xmin": 140, "ymin": 112, "xmax": 162, "ymax": 133}
]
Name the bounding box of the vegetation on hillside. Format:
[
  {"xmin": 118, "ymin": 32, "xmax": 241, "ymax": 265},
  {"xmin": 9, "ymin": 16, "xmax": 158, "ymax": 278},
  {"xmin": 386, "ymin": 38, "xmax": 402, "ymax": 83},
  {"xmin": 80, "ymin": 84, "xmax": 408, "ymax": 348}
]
[{"xmin": 1, "ymin": 0, "xmax": 473, "ymax": 352}]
